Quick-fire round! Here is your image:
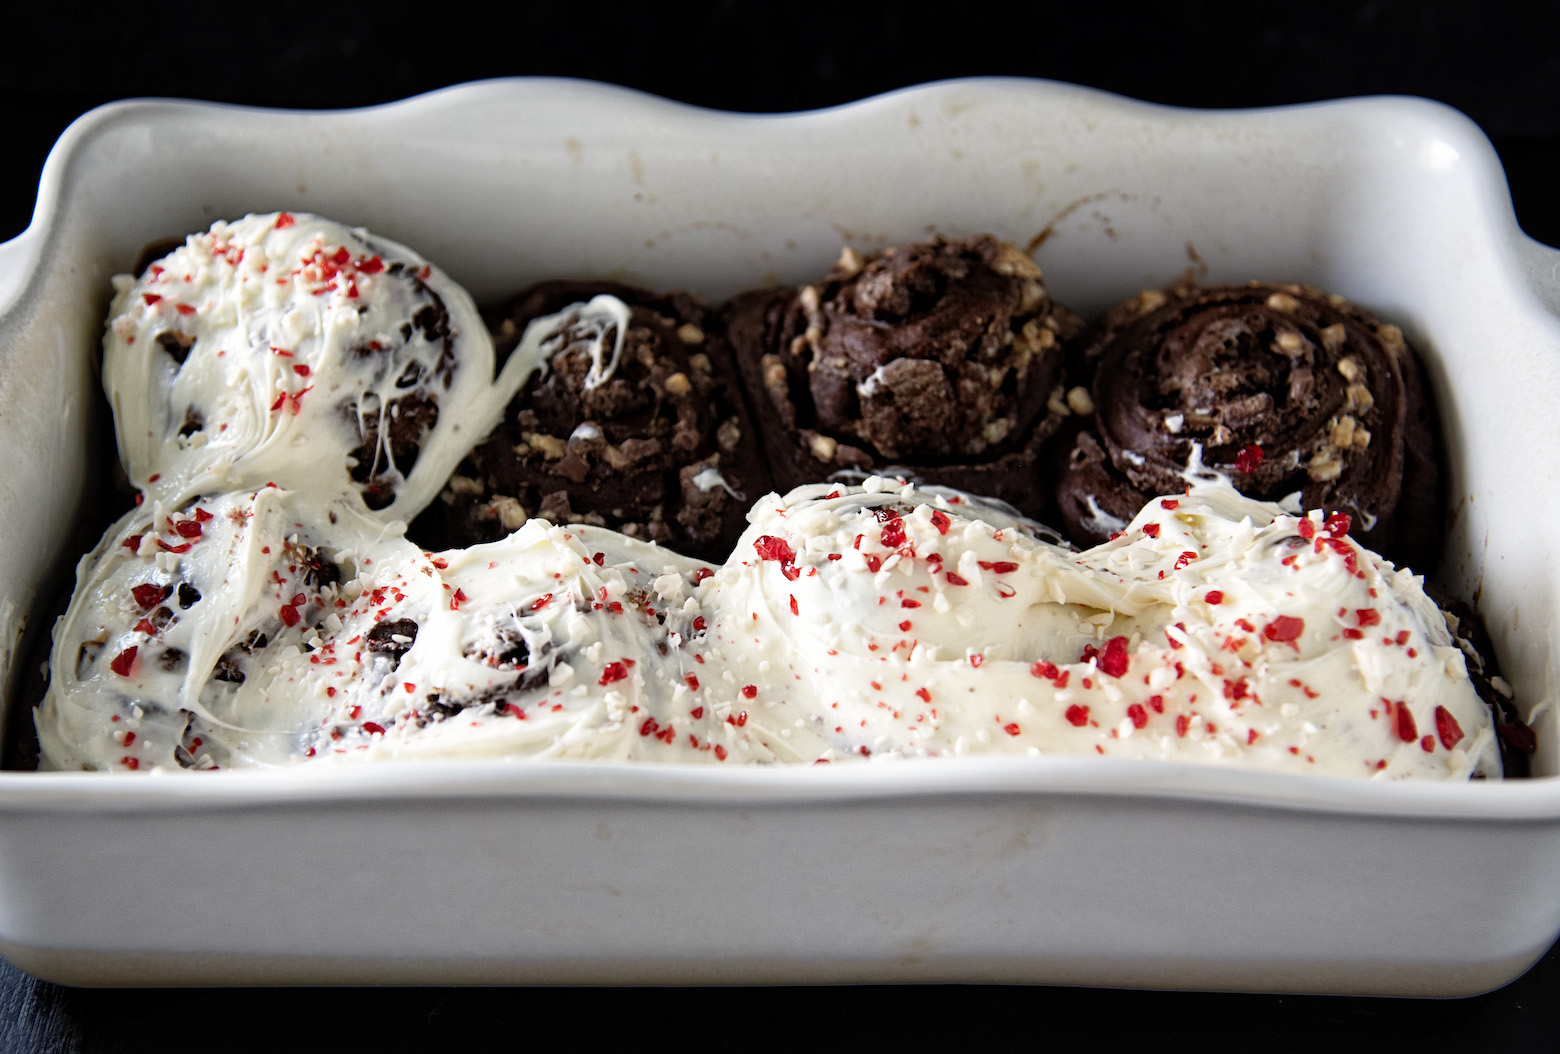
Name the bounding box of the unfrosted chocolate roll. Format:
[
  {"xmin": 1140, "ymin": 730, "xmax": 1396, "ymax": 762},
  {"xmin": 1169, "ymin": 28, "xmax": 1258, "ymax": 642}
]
[
  {"xmin": 723, "ymin": 236, "xmax": 1083, "ymax": 519},
  {"xmin": 411, "ymin": 281, "xmax": 769, "ymax": 563},
  {"xmin": 1052, "ymin": 282, "xmax": 1442, "ymax": 571}
]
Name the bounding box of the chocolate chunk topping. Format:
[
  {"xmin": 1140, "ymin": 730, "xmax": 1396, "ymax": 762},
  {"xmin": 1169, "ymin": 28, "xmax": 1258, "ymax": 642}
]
[
  {"xmin": 787, "ymin": 236, "xmax": 1073, "ymax": 460},
  {"xmin": 857, "ymin": 358, "xmax": 957, "ymax": 455},
  {"xmin": 413, "ymin": 281, "xmax": 770, "ymax": 562},
  {"xmin": 177, "ymin": 583, "xmax": 201, "ymax": 609},
  {"xmin": 723, "ymin": 236, "xmax": 1081, "ymax": 520}
]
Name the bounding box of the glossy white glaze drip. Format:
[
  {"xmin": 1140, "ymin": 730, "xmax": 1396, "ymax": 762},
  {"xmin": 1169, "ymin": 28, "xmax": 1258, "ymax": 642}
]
[{"xmin": 516, "ymin": 294, "xmax": 632, "ymax": 392}]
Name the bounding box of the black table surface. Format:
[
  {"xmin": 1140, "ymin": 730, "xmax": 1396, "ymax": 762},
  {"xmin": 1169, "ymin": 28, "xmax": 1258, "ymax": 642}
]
[{"xmin": 3, "ymin": 4, "xmax": 1558, "ymax": 1050}]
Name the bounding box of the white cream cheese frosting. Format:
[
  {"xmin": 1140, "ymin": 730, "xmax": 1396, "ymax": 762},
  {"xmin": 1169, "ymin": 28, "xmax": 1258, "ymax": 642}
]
[
  {"xmin": 701, "ymin": 479, "xmax": 1498, "ymax": 778},
  {"xmin": 101, "ymin": 212, "xmax": 540, "ymax": 523},
  {"xmin": 40, "ymin": 475, "xmax": 1498, "ymax": 779},
  {"xmin": 288, "ymin": 522, "xmax": 751, "ymax": 765},
  {"xmin": 36, "ymin": 495, "xmax": 771, "ymax": 769},
  {"xmin": 36, "ymin": 485, "xmax": 413, "ymax": 770}
]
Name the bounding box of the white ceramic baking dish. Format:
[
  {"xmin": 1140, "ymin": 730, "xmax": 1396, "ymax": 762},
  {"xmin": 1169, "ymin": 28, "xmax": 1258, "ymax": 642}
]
[{"xmin": 1, "ymin": 78, "xmax": 1558, "ymax": 994}]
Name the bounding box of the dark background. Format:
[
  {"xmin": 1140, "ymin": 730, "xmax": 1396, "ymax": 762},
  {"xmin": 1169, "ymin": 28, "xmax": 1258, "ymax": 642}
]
[
  {"xmin": 6, "ymin": 2, "xmax": 1559, "ymax": 248},
  {"xmin": 4, "ymin": 2, "xmax": 1558, "ymax": 1050}
]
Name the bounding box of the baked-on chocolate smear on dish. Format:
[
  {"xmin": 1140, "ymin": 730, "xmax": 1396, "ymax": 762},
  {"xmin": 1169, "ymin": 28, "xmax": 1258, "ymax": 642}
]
[
  {"xmin": 412, "ymin": 281, "xmax": 770, "ymax": 563},
  {"xmin": 722, "ymin": 235, "xmax": 1083, "ymax": 520},
  {"xmin": 1051, "ymin": 282, "xmax": 1441, "ymax": 572}
]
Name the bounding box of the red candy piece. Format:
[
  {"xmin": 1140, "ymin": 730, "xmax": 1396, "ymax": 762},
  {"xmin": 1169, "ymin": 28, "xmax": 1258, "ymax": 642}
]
[
  {"xmin": 1262, "ymin": 616, "xmax": 1305, "ymax": 643},
  {"xmin": 131, "ymin": 583, "xmax": 170, "ymax": 610},
  {"xmin": 109, "ymin": 647, "xmax": 137, "ymax": 677},
  {"xmin": 1434, "ymin": 706, "xmax": 1465, "ymax": 750},
  {"xmin": 1097, "ymin": 636, "xmax": 1130, "ymax": 677},
  {"xmin": 1395, "ymin": 702, "xmax": 1418, "ymax": 743},
  {"xmin": 753, "ymin": 535, "xmax": 800, "ymax": 580}
]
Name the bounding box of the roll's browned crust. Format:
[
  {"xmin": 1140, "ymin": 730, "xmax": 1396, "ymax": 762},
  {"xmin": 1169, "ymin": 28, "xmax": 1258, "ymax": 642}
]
[
  {"xmin": 723, "ymin": 236, "xmax": 1083, "ymax": 519},
  {"xmin": 1052, "ymin": 282, "xmax": 1442, "ymax": 573}
]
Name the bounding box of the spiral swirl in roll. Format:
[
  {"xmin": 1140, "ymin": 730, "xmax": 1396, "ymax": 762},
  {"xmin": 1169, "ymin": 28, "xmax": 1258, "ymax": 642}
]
[
  {"xmin": 1052, "ymin": 282, "xmax": 1441, "ymax": 570},
  {"xmin": 724, "ymin": 235, "xmax": 1083, "ymax": 520}
]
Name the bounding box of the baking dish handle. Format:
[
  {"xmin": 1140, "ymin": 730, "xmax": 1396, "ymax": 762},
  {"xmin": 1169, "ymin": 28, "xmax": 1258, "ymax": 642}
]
[
  {"xmin": 1514, "ymin": 233, "xmax": 1560, "ymax": 321},
  {"xmin": 0, "ymin": 226, "xmax": 42, "ymax": 318}
]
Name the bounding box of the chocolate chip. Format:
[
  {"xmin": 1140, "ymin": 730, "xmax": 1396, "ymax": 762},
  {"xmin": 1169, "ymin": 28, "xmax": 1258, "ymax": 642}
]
[
  {"xmin": 424, "ymin": 694, "xmax": 465, "ymax": 722},
  {"xmin": 493, "ymin": 630, "xmax": 529, "ymax": 669},
  {"xmin": 177, "ymin": 583, "xmax": 201, "ymax": 609},
  {"xmin": 412, "ymin": 303, "xmax": 450, "ymax": 343},
  {"xmin": 299, "ymin": 547, "xmax": 341, "ymax": 590},
  {"xmin": 155, "ymin": 330, "xmax": 196, "ymax": 366},
  {"xmin": 365, "ymin": 618, "xmax": 419, "ymax": 660},
  {"xmin": 212, "ymin": 653, "xmax": 245, "ymax": 684},
  {"xmin": 553, "ymin": 451, "xmax": 591, "ymax": 483}
]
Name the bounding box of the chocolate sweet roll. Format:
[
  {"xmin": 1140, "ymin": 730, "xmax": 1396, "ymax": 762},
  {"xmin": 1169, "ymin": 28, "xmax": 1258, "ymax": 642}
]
[
  {"xmin": 1424, "ymin": 584, "xmax": 1533, "ymax": 778},
  {"xmin": 412, "ymin": 281, "xmax": 770, "ymax": 563},
  {"xmin": 1052, "ymin": 282, "xmax": 1442, "ymax": 571},
  {"xmin": 102, "ymin": 212, "xmax": 502, "ymax": 523},
  {"xmin": 722, "ymin": 236, "xmax": 1083, "ymax": 519}
]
